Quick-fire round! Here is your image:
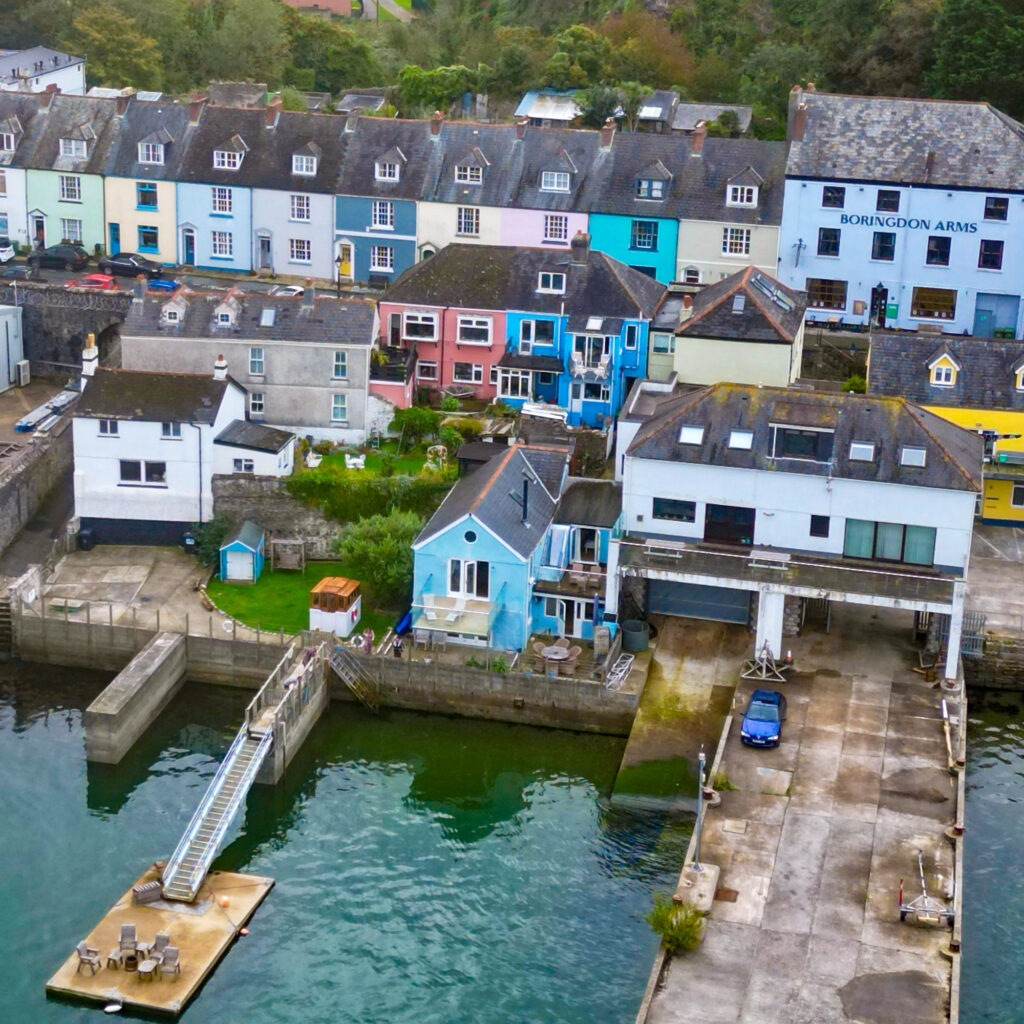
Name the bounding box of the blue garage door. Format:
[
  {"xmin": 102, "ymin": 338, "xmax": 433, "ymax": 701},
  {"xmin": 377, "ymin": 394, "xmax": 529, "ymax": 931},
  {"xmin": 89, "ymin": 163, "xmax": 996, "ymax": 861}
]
[{"xmin": 647, "ymin": 580, "xmax": 751, "ymax": 624}]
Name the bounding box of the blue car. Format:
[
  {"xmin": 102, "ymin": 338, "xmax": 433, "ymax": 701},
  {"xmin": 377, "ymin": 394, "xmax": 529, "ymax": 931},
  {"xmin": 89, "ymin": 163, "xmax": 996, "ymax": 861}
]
[
  {"xmin": 148, "ymin": 277, "xmax": 181, "ymax": 292},
  {"xmin": 740, "ymin": 689, "xmax": 786, "ymax": 747}
]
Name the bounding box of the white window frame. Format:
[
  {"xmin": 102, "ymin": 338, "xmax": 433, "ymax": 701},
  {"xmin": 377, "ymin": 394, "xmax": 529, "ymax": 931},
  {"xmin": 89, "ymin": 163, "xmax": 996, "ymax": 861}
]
[
  {"xmin": 543, "ymin": 214, "xmax": 569, "ymax": 244},
  {"xmin": 331, "ymin": 393, "xmax": 348, "ymax": 423},
  {"xmin": 162, "ymin": 308, "xmax": 180, "ymax": 324},
  {"xmin": 452, "ymin": 362, "xmax": 484, "ymax": 384},
  {"xmin": 290, "ymin": 194, "xmax": 310, "ymax": 221},
  {"xmin": 930, "ymin": 363, "xmax": 955, "ymax": 386},
  {"xmin": 448, "ymin": 557, "xmax": 489, "ymax": 598},
  {"xmin": 60, "ymin": 138, "xmax": 87, "ymax": 158},
  {"xmin": 727, "ymin": 185, "xmax": 757, "ymax": 207},
  {"xmin": 233, "ymin": 458, "xmax": 255, "ymax": 473},
  {"xmin": 292, "ymin": 154, "xmax": 317, "ymax": 176},
  {"xmin": 161, "ymin": 421, "xmax": 182, "ymax": 439},
  {"xmin": 456, "ymin": 206, "xmax": 480, "ymax": 237},
  {"xmin": 456, "ymin": 315, "xmax": 492, "ymax": 346},
  {"xmin": 289, "ymin": 238, "xmax": 311, "ymax": 263},
  {"xmin": 249, "ymin": 346, "xmax": 265, "ymax": 376},
  {"xmin": 498, "ymin": 368, "xmax": 532, "ymax": 399},
  {"xmin": 540, "ymin": 170, "xmax": 570, "ymax": 192},
  {"xmin": 332, "ymin": 350, "xmax": 347, "ymax": 379},
  {"xmin": 370, "ymin": 245, "xmax": 393, "ymax": 272},
  {"xmin": 0, "ymin": 132, "xmax": 14, "ymax": 153},
  {"xmin": 403, "ymin": 311, "xmax": 438, "ymax": 341},
  {"xmin": 683, "ymin": 267, "xmax": 700, "ymax": 284},
  {"xmin": 60, "ymin": 217, "xmax": 82, "ymax": 243},
  {"xmin": 624, "ymin": 324, "xmax": 639, "ymax": 350},
  {"xmin": 636, "ymin": 178, "xmax": 666, "ymax": 199},
  {"xmin": 138, "ymin": 142, "xmax": 164, "ymax": 165},
  {"xmin": 249, "ymin": 392, "xmax": 265, "ymax": 416},
  {"xmin": 211, "ymin": 186, "xmax": 232, "ymax": 214},
  {"xmin": 211, "ymin": 230, "xmax": 233, "ymax": 258},
  {"xmin": 375, "ymin": 161, "xmax": 399, "ymax": 182},
  {"xmin": 371, "ymin": 199, "xmax": 394, "ymax": 230},
  {"xmin": 729, "ymin": 429, "xmax": 754, "ymax": 450},
  {"xmin": 900, "ymin": 446, "xmax": 927, "ymax": 467},
  {"xmin": 455, "ymin": 165, "xmax": 482, "ymax": 184},
  {"xmin": 416, "ymin": 360, "xmax": 438, "ymax": 381},
  {"xmin": 722, "ymin": 227, "xmax": 751, "ymax": 256},
  {"xmin": 538, "ymin": 271, "xmax": 566, "ymax": 294},
  {"xmin": 849, "ymin": 441, "xmax": 875, "ymax": 462},
  {"xmin": 59, "ymin": 175, "xmax": 81, "ymax": 202},
  {"xmin": 213, "ymin": 149, "xmax": 241, "ymax": 170},
  {"xmin": 98, "ymin": 418, "xmax": 118, "ymax": 436}
]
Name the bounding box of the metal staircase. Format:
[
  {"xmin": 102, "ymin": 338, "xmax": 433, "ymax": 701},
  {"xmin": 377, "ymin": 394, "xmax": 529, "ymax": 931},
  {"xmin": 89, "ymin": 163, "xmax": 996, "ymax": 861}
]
[{"xmin": 327, "ymin": 645, "xmax": 380, "ymax": 712}]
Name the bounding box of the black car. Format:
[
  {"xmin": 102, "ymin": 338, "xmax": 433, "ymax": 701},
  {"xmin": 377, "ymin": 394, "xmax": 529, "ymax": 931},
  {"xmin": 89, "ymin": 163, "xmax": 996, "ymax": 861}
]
[
  {"xmin": 97, "ymin": 252, "xmax": 165, "ymax": 279},
  {"xmin": 0, "ymin": 264, "xmax": 44, "ymax": 281},
  {"xmin": 28, "ymin": 244, "xmax": 90, "ymax": 271}
]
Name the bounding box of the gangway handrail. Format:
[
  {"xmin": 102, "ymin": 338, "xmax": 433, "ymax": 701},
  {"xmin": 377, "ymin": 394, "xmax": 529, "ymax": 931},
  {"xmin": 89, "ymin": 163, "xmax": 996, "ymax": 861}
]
[{"xmin": 246, "ymin": 642, "xmax": 296, "ymax": 728}]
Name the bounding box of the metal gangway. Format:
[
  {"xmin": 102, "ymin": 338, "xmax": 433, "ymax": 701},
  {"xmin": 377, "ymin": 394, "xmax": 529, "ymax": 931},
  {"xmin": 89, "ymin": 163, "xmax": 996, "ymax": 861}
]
[{"xmin": 161, "ymin": 643, "xmax": 325, "ymax": 902}]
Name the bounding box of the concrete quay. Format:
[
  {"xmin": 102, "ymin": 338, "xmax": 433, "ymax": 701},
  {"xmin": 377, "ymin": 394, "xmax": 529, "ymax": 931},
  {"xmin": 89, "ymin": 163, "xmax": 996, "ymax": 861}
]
[{"xmin": 642, "ymin": 606, "xmax": 962, "ymax": 1024}]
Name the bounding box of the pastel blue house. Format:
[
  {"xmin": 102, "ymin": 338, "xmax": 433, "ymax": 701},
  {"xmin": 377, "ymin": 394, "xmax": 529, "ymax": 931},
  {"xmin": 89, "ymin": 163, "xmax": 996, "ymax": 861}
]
[
  {"xmin": 176, "ymin": 180, "xmax": 253, "ymax": 272},
  {"xmin": 411, "ymin": 446, "xmax": 569, "ymax": 651},
  {"xmin": 335, "ymin": 194, "xmax": 418, "ymax": 283},
  {"xmin": 530, "ymin": 479, "xmax": 622, "ymax": 641},
  {"xmin": 219, "ymin": 520, "xmax": 265, "ymax": 582},
  {"xmin": 588, "ymin": 212, "xmax": 679, "ymax": 285}
]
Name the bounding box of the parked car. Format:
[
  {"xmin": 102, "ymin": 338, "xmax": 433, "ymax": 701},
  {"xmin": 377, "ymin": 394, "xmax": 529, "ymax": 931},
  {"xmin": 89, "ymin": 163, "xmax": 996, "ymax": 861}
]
[
  {"xmin": 0, "ymin": 264, "xmax": 42, "ymax": 281},
  {"xmin": 268, "ymin": 284, "xmax": 304, "ymax": 297},
  {"xmin": 64, "ymin": 274, "xmax": 120, "ymax": 291},
  {"xmin": 740, "ymin": 689, "xmax": 787, "ymax": 748},
  {"xmin": 0, "ymin": 238, "xmax": 14, "ymax": 263},
  {"xmin": 97, "ymin": 252, "xmax": 164, "ymax": 278},
  {"xmin": 147, "ymin": 277, "xmax": 181, "ymax": 292},
  {"xmin": 28, "ymin": 244, "xmax": 90, "ymax": 271}
]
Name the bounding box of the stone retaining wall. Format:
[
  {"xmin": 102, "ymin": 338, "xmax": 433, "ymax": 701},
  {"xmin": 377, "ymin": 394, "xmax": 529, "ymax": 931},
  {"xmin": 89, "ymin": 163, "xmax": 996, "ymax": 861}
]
[{"xmin": 964, "ymin": 633, "xmax": 1024, "ymax": 690}]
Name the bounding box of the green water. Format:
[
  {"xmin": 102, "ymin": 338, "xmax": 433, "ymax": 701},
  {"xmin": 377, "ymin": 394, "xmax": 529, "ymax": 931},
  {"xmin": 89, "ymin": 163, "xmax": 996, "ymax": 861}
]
[{"xmin": 0, "ymin": 662, "xmax": 691, "ymax": 1024}]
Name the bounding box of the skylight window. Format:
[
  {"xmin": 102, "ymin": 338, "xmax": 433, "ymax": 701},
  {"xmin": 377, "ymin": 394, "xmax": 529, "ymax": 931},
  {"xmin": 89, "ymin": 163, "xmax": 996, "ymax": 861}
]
[
  {"xmin": 849, "ymin": 441, "xmax": 875, "ymax": 462},
  {"xmin": 729, "ymin": 430, "xmax": 754, "ymax": 450},
  {"xmin": 260, "ymin": 308, "xmax": 277, "ymax": 327},
  {"xmin": 585, "ymin": 316, "xmax": 603, "ymax": 331},
  {"xmin": 679, "ymin": 425, "xmax": 704, "ymax": 445},
  {"xmin": 900, "ymin": 446, "xmax": 927, "ymax": 467}
]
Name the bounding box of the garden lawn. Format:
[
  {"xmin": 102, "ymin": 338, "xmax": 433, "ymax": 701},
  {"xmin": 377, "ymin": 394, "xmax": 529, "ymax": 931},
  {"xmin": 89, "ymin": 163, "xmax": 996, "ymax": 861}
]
[
  {"xmin": 207, "ymin": 560, "xmax": 397, "ymax": 640},
  {"xmin": 320, "ymin": 450, "xmax": 428, "ymax": 475}
]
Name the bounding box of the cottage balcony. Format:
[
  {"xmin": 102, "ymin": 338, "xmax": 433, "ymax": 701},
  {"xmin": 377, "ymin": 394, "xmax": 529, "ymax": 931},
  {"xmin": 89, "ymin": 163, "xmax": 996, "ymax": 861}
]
[
  {"xmin": 411, "ymin": 589, "xmax": 502, "ymax": 645},
  {"xmin": 370, "ymin": 344, "xmax": 416, "ymax": 384},
  {"xmin": 534, "ymin": 561, "xmax": 607, "ymax": 599},
  {"xmin": 569, "ymin": 353, "xmax": 611, "ymax": 379}
]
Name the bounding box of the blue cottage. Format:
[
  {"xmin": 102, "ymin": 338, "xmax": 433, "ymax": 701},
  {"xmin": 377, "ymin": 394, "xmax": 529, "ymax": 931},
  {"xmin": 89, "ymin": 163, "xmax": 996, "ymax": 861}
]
[{"xmin": 219, "ymin": 520, "xmax": 266, "ymax": 583}]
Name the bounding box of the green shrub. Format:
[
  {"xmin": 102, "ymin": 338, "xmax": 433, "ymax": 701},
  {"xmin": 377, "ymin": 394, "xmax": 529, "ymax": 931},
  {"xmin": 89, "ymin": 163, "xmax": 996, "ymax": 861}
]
[
  {"xmin": 440, "ymin": 394, "xmax": 460, "ymax": 412},
  {"xmin": 334, "ymin": 510, "xmax": 422, "ymax": 606},
  {"xmin": 492, "ymin": 655, "xmax": 509, "ymax": 673},
  {"xmin": 439, "ymin": 425, "xmax": 463, "ymax": 454},
  {"xmin": 192, "ymin": 515, "xmax": 232, "ymax": 570},
  {"xmin": 378, "ymin": 451, "xmax": 398, "ymax": 478},
  {"xmin": 646, "ymin": 897, "xmax": 706, "ymax": 954},
  {"xmin": 455, "ymin": 418, "xmax": 484, "ymax": 440},
  {"xmin": 390, "ymin": 406, "xmax": 443, "ymax": 445},
  {"xmin": 842, "ymin": 374, "xmax": 867, "ymax": 394}
]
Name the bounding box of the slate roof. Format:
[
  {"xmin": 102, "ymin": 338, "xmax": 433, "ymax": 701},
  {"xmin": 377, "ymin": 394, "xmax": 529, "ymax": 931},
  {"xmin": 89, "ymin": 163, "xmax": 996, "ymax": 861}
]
[
  {"xmin": 638, "ymin": 91, "xmax": 678, "ymax": 124},
  {"xmin": 416, "ymin": 445, "xmax": 569, "ymax": 558},
  {"xmin": 589, "ymin": 131, "xmax": 786, "ymax": 226},
  {"xmin": 422, "ymin": 121, "xmax": 520, "ymax": 208},
  {"xmin": 123, "ymin": 290, "xmax": 376, "ymax": 345},
  {"xmin": 671, "ymin": 102, "xmax": 753, "ymax": 133},
  {"xmin": 11, "ymin": 94, "xmax": 122, "ymax": 174},
  {"xmin": 382, "ymin": 242, "xmax": 664, "ymax": 320},
  {"xmin": 0, "ymin": 92, "xmax": 41, "ymax": 168},
  {"xmin": 675, "ymin": 266, "xmax": 806, "ymax": 344},
  {"xmin": 504, "ymin": 125, "xmax": 610, "ymax": 213},
  {"xmin": 554, "ymin": 478, "xmax": 622, "ymax": 528},
  {"xmin": 868, "ymin": 333, "xmax": 1024, "ymax": 411},
  {"xmin": 102, "ymin": 99, "xmax": 197, "ymax": 182},
  {"xmin": 0, "ymin": 47, "xmax": 83, "ymax": 85},
  {"xmin": 77, "ymin": 367, "xmax": 238, "ymax": 424},
  {"xmin": 787, "ymin": 89, "xmax": 1024, "ymax": 190},
  {"xmin": 335, "ymin": 116, "xmax": 436, "ymax": 201},
  {"xmin": 627, "ymin": 383, "xmax": 983, "ymax": 492},
  {"xmin": 223, "ymin": 519, "xmax": 264, "ymax": 550},
  {"xmin": 215, "ymin": 420, "xmax": 294, "ymax": 452}
]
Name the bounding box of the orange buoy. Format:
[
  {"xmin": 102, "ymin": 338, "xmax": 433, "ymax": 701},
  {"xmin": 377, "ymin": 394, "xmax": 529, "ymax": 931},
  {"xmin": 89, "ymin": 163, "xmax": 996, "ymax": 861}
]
[{"xmin": 219, "ymin": 896, "xmax": 231, "ymax": 908}]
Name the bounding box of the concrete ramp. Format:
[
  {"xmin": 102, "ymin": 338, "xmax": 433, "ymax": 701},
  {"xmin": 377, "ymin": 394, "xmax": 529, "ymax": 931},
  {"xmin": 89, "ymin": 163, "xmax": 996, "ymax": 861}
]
[{"xmin": 84, "ymin": 632, "xmax": 187, "ymax": 764}]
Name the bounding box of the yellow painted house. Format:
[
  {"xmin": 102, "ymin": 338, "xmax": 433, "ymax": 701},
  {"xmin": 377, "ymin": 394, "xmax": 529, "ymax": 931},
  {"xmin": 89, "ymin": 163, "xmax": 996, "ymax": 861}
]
[{"xmin": 868, "ymin": 333, "xmax": 1024, "ymax": 525}]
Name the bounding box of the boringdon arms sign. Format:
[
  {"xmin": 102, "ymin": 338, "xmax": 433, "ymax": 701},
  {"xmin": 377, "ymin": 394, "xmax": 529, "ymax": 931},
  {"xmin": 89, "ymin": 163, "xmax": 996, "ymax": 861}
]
[{"xmin": 839, "ymin": 214, "xmax": 979, "ymax": 233}]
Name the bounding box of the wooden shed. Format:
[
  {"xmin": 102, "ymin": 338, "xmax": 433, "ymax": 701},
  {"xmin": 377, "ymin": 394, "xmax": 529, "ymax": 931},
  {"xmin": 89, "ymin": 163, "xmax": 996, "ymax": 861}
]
[
  {"xmin": 309, "ymin": 577, "xmax": 362, "ymax": 637},
  {"xmin": 219, "ymin": 521, "xmax": 266, "ymax": 583}
]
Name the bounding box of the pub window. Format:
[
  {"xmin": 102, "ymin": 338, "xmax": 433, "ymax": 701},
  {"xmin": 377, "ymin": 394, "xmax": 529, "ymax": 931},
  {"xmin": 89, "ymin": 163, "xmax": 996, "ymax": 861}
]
[
  {"xmin": 817, "ymin": 227, "xmax": 840, "ymax": 257},
  {"xmin": 984, "ymin": 196, "xmax": 1009, "ymax": 221},
  {"xmin": 806, "ymin": 278, "xmax": 848, "ymax": 311},
  {"xmin": 979, "ymin": 239, "xmax": 1004, "ymax": 270},
  {"xmin": 871, "ymin": 232, "xmax": 896, "ymax": 261},
  {"xmin": 821, "ymin": 186, "xmax": 845, "ymax": 208},
  {"xmin": 926, "ymin": 236, "xmax": 951, "ymax": 267},
  {"xmin": 911, "ymin": 287, "xmax": 956, "ymax": 320},
  {"xmin": 876, "ymin": 190, "xmax": 900, "ymax": 212}
]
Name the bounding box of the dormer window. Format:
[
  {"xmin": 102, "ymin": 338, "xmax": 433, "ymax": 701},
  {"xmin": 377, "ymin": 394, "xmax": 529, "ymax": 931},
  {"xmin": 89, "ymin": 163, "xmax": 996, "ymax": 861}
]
[
  {"xmin": 376, "ymin": 161, "xmax": 399, "ymax": 182},
  {"xmin": 929, "ymin": 360, "xmax": 957, "ymax": 386},
  {"xmin": 0, "ymin": 133, "xmax": 14, "ymax": 152},
  {"xmin": 217, "ymin": 312, "xmax": 232, "ymax": 325},
  {"xmin": 60, "ymin": 138, "xmax": 87, "ymax": 158},
  {"xmin": 292, "ymin": 154, "xmax": 317, "ymax": 176},
  {"xmin": 455, "ymin": 165, "xmax": 482, "ymax": 184},
  {"xmin": 163, "ymin": 308, "xmax": 180, "ymax": 324},
  {"xmin": 138, "ymin": 142, "xmax": 164, "ymax": 165},
  {"xmin": 541, "ymin": 170, "xmax": 570, "ymax": 193},
  {"xmin": 636, "ymin": 178, "xmax": 665, "ymax": 199},
  {"xmin": 728, "ymin": 185, "xmax": 757, "ymax": 207},
  {"xmin": 538, "ymin": 271, "xmax": 566, "ymax": 294},
  {"xmin": 214, "ymin": 149, "xmax": 242, "ymax": 170}
]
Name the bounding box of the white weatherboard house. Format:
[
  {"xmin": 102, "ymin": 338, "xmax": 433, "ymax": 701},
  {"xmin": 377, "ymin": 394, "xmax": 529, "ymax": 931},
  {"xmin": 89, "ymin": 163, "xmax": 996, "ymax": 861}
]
[
  {"xmin": 607, "ymin": 383, "xmax": 983, "ymax": 680},
  {"xmin": 73, "ymin": 347, "xmax": 294, "ymax": 544}
]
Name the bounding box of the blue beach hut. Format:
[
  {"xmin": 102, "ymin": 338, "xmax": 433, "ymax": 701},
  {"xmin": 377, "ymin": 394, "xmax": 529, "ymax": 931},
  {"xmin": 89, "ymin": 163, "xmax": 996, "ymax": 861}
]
[{"xmin": 219, "ymin": 521, "xmax": 266, "ymax": 583}]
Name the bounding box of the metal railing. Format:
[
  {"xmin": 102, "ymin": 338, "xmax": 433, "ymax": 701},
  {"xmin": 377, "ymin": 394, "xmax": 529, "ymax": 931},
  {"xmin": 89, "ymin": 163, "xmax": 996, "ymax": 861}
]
[{"xmin": 245, "ymin": 642, "xmax": 297, "ymax": 730}]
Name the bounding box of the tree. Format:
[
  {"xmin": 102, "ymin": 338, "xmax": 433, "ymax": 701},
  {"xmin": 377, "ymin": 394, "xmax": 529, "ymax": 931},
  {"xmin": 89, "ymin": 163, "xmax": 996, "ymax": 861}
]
[
  {"xmin": 739, "ymin": 41, "xmax": 820, "ymax": 128},
  {"xmin": 705, "ymin": 108, "xmax": 742, "ymax": 137},
  {"xmin": 390, "ymin": 406, "xmax": 443, "ymax": 446},
  {"xmin": 576, "ymin": 83, "xmax": 619, "ymax": 127},
  {"xmin": 202, "ymin": 0, "xmax": 290, "ymax": 87},
  {"xmin": 335, "ymin": 510, "xmax": 422, "ymax": 606},
  {"xmin": 279, "ymin": 86, "xmax": 307, "ymax": 111},
  {"xmin": 398, "ymin": 63, "xmax": 491, "ymax": 114},
  {"xmin": 289, "ymin": 15, "xmax": 382, "ymax": 94},
  {"xmin": 548, "ymin": 24, "xmax": 614, "ymax": 85},
  {"xmin": 63, "ymin": 2, "xmax": 163, "ymax": 91},
  {"xmin": 617, "ymin": 80, "xmax": 650, "ymax": 131}
]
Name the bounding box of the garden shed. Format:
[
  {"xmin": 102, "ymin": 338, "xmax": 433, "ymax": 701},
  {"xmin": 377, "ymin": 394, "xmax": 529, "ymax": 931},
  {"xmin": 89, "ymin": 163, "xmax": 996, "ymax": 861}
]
[{"xmin": 219, "ymin": 521, "xmax": 266, "ymax": 583}]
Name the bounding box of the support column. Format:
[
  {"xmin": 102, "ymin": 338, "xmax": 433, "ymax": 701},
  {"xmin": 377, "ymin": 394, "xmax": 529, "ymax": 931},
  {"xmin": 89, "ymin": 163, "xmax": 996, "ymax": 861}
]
[
  {"xmin": 754, "ymin": 588, "xmax": 786, "ymax": 659},
  {"xmin": 604, "ymin": 540, "xmax": 621, "ymax": 621},
  {"xmin": 944, "ymin": 581, "xmax": 966, "ymax": 682}
]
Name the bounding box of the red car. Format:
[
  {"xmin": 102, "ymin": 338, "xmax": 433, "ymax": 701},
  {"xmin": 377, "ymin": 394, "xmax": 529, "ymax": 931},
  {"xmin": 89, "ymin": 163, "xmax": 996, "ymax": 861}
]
[{"xmin": 64, "ymin": 274, "xmax": 121, "ymax": 291}]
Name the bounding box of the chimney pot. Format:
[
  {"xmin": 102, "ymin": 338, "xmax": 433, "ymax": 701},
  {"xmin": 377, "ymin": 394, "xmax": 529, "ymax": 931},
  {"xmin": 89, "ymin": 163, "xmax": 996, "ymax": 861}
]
[
  {"xmin": 188, "ymin": 92, "xmax": 207, "ymax": 125},
  {"xmin": 570, "ymin": 231, "xmax": 590, "ymax": 266},
  {"xmin": 599, "ymin": 116, "xmax": 615, "ymax": 149},
  {"xmin": 213, "ymin": 354, "xmax": 228, "ymax": 381},
  {"xmin": 430, "ymin": 110, "xmax": 444, "ymax": 136},
  {"xmin": 302, "ymin": 278, "xmax": 315, "ymax": 308},
  {"xmin": 515, "ymin": 118, "xmax": 528, "ymax": 141},
  {"xmin": 116, "ymin": 91, "xmax": 133, "ymax": 115},
  {"xmin": 81, "ymin": 333, "xmax": 99, "ymax": 382},
  {"xmin": 39, "ymin": 85, "xmax": 59, "ymax": 110},
  {"xmin": 691, "ymin": 121, "xmax": 707, "ymax": 156}
]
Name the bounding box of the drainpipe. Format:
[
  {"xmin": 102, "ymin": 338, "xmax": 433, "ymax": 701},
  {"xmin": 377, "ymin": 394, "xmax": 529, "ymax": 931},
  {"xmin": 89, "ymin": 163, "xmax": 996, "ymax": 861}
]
[{"xmin": 189, "ymin": 422, "xmax": 203, "ymax": 522}]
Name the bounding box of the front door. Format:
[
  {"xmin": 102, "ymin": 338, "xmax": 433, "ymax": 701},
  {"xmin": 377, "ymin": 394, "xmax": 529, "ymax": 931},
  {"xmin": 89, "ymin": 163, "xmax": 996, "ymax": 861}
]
[
  {"xmin": 704, "ymin": 503, "xmax": 756, "ymax": 546},
  {"xmin": 31, "ymin": 214, "xmax": 45, "ymax": 249},
  {"xmin": 338, "ymin": 243, "xmax": 352, "ymax": 280},
  {"xmin": 182, "ymin": 229, "xmax": 195, "ymax": 265},
  {"xmin": 258, "ymin": 235, "xmax": 272, "ymax": 270},
  {"xmin": 109, "ymin": 223, "xmax": 120, "ymax": 255}
]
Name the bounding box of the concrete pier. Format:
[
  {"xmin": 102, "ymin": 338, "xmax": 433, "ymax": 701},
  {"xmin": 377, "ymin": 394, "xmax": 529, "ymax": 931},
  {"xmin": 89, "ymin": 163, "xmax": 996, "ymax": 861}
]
[{"xmin": 84, "ymin": 632, "xmax": 187, "ymax": 764}]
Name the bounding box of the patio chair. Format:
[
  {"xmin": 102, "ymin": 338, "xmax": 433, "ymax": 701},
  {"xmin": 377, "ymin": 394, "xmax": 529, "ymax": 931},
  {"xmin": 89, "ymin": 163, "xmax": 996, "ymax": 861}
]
[
  {"xmin": 445, "ymin": 596, "xmax": 466, "ymax": 622},
  {"xmin": 554, "ymin": 637, "xmax": 570, "ymax": 650},
  {"xmin": 560, "ymin": 645, "xmax": 583, "ymax": 677},
  {"xmin": 138, "ymin": 932, "xmax": 169, "ymax": 962},
  {"xmin": 413, "ymin": 628, "xmax": 432, "ymax": 650},
  {"xmin": 157, "ymin": 946, "xmax": 181, "ymax": 981},
  {"xmin": 344, "ymin": 453, "xmax": 366, "ymax": 470},
  {"xmin": 119, "ymin": 924, "xmax": 138, "ymax": 955},
  {"xmin": 423, "ymin": 593, "xmax": 439, "ymax": 622},
  {"xmin": 305, "ymin": 451, "xmax": 322, "ymax": 469},
  {"xmin": 76, "ymin": 941, "xmax": 102, "ymax": 975},
  {"xmin": 431, "ymin": 630, "xmax": 448, "ymax": 651},
  {"xmin": 532, "ymin": 641, "xmax": 547, "ymax": 656}
]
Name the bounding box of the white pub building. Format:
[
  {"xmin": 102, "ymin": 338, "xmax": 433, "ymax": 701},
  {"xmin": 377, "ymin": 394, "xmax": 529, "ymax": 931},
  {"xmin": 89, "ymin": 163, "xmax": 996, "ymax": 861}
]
[{"xmin": 778, "ymin": 87, "xmax": 1024, "ymax": 338}]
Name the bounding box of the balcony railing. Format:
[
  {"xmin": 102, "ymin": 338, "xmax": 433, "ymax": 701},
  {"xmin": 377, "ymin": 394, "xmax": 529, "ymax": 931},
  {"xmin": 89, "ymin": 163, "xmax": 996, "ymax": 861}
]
[{"xmin": 370, "ymin": 344, "xmax": 416, "ymax": 383}]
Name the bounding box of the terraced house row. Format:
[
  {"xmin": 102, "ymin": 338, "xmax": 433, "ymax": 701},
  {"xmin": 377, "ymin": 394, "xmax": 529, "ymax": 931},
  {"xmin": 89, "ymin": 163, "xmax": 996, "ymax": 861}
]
[{"xmin": 0, "ymin": 89, "xmax": 785, "ymax": 287}]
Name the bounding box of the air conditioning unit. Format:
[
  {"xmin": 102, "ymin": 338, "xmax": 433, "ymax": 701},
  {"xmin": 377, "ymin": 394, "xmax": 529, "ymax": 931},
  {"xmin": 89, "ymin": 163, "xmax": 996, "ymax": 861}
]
[{"xmin": 15, "ymin": 360, "xmax": 30, "ymax": 387}]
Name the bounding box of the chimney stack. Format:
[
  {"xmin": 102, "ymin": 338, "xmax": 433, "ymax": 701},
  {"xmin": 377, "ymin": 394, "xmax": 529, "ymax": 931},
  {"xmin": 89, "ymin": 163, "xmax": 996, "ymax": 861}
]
[
  {"xmin": 430, "ymin": 110, "xmax": 444, "ymax": 137},
  {"xmin": 188, "ymin": 92, "xmax": 207, "ymax": 125},
  {"xmin": 570, "ymin": 231, "xmax": 590, "ymax": 266},
  {"xmin": 132, "ymin": 273, "xmax": 148, "ymax": 302},
  {"xmin": 515, "ymin": 118, "xmax": 528, "ymax": 141},
  {"xmin": 679, "ymin": 294, "xmax": 693, "ymax": 324},
  {"xmin": 599, "ymin": 116, "xmax": 615, "ymax": 150},
  {"xmin": 691, "ymin": 121, "xmax": 707, "ymax": 156},
  {"xmin": 302, "ymin": 277, "xmax": 315, "ymax": 310},
  {"xmin": 791, "ymin": 102, "xmax": 807, "ymax": 142},
  {"xmin": 213, "ymin": 354, "xmax": 228, "ymax": 381},
  {"xmin": 265, "ymin": 95, "xmax": 282, "ymax": 129},
  {"xmin": 81, "ymin": 333, "xmax": 99, "ymax": 386},
  {"xmin": 39, "ymin": 85, "xmax": 59, "ymax": 110},
  {"xmin": 115, "ymin": 90, "xmax": 134, "ymax": 116}
]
